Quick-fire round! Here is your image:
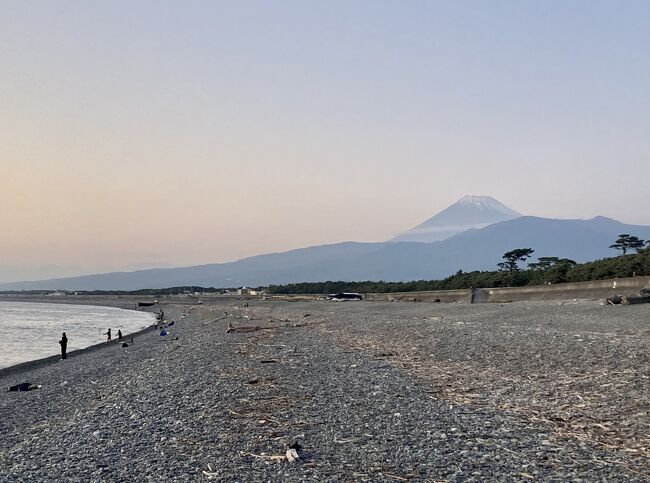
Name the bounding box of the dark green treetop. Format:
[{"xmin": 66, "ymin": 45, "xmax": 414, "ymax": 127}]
[
  {"xmin": 497, "ymin": 248, "xmax": 535, "ymax": 272},
  {"xmin": 609, "ymin": 234, "xmax": 645, "ymax": 255},
  {"xmin": 528, "ymin": 257, "xmax": 577, "ymax": 271}
]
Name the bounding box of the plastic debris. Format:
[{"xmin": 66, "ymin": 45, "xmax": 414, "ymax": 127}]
[{"xmin": 8, "ymin": 382, "xmax": 40, "ymax": 392}]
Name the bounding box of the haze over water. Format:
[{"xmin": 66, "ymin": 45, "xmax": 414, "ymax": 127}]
[{"xmin": 0, "ymin": 302, "xmax": 155, "ymax": 369}]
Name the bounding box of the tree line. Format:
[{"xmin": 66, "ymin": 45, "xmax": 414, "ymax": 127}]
[
  {"xmin": 269, "ymin": 234, "xmax": 650, "ymax": 294},
  {"xmin": 4, "ymin": 235, "xmax": 647, "ymax": 297}
]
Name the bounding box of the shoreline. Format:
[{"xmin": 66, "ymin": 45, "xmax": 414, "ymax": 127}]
[
  {"xmin": 0, "ymin": 321, "xmax": 157, "ymax": 380},
  {"xmin": 1, "ymin": 298, "xmax": 648, "ymax": 481},
  {"xmin": 0, "ymin": 298, "xmax": 159, "ymax": 378}
]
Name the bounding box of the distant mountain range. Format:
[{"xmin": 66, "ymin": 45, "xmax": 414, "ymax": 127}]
[
  {"xmin": 2, "ymin": 197, "xmax": 650, "ymax": 291},
  {"xmin": 392, "ymin": 195, "xmax": 521, "ymax": 242}
]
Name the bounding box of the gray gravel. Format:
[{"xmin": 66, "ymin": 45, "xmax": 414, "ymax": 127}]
[{"xmin": 0, "ymin": 299, "xmax": 648, "ymax": 482}]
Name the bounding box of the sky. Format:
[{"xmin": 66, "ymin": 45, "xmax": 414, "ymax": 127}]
[{"xmin": 1, "ymin": 1, "xmax": 649, "ymax": 282}]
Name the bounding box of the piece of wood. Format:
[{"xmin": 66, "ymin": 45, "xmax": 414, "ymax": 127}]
[
  {"xmin": 285, "ymin": 448, "xmax": 299, "ymax": 463},
  {"xmin": 240, "ymin": 451, "xmax": 286, "ymax": 462},
  {"xmin": 226, "ymin": 321, "xmax": 260, "ymax": 334},
  {"xmin": 606, "ymin": 295, "xmax": 623, "ymax": 305},
  {"xmin": 622, "ymin": 294, "xmax": 650, "ymax": 305}
]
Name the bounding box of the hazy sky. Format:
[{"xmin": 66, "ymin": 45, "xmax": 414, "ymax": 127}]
[{"xmin": 1, "ymin": 1, "xmax": 649, "ymax": 282}]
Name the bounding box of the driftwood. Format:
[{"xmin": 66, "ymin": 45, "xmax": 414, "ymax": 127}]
[
  {"xmin": 239, "ymin": 442, "xmax": 303, "ymax": 464},
  {"xmin": 285, "ymin": 447, "xmax": 299, "ymax": 463},
  {"xmin": 606, "ymin": 295, "xmax": 623, "ymax": 305},
  {"xmin": 240, "ymin": 451, "xmax": 286, "ymax": 462},
  {"xmin": 202, "ymin": 315, "xmax": 229, "ymax": 326},
  {"xmin": 621, "ymin": 294, "xmax": 650, "ymax": 305},
  {"xmin": 202, "ymin": 464, "xmax": 218, "ymax": 479},
  {"xmin": 225, "ymin": 321, "xmax": 281, "ymax": 334},
  {"xmin": 226, "ymin": 321, "xmax": 259, "ymax": 334},
  {"xmin": 607, "ymin": 293, "xmax": 650, "ymax": 305},
  {"xmin": 606, "ymin": 283, "xmax": 650, "ymax": 305}
]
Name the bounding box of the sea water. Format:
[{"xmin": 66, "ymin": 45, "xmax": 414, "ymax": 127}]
[{"xmin": 0, "ymin": 301, "xmax": 155, "ymax": 369}]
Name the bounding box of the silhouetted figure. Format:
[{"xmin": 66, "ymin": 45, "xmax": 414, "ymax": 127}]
[
  {"xmin": 104, "ymin": 328, "xmax": 111, "ymax": 342},
  {"xmin": 117, "ymin": 329, "xmax": 123, "ymax": 341},
  {"xmin": 155, "ymin": 311, "xmax": 163, "ymax": 330},
  {"xmin": 59, "ymin": 332, "xmax": 68, "ymax": 360}
]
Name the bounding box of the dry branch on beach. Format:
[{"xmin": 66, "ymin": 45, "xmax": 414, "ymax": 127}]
[{"xmin": 316, "ymin": 311, "xmax": 650, "ymax": 475}]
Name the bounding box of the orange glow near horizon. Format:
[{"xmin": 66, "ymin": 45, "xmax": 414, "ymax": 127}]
[{"xmin": 2, "ymin": 2, "xmax": 649, "ymax": 282}]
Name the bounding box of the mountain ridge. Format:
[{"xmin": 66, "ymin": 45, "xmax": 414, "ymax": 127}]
[{"xmin": 2, "ymin": 215, "xmax": 650, "ymax": 291}]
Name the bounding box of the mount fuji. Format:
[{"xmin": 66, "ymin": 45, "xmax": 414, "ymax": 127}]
[
  {"xmin": 2, "ymin": 196, "xmax": 650, "ymax": 290},
  {"xmin": 392, "ymin": 195, "xmax": 521, "ymax": 243}
]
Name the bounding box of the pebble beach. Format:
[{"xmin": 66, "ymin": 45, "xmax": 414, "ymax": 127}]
[{"xmin": 0, "ymin": 298, "xmax": 648, "ymax": 482}]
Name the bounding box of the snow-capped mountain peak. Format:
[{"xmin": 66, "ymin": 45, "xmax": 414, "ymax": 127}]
[
  {"xmin": 456, "ymin": 195, "xmax": 521, "ymax": 217},
  {"xmin": 391, "ymin": 195, "xmax": 522, "ymax": 243},
  {"xmin": 459, "ymin": 195, "xmax": 493, "ymax": 204}
]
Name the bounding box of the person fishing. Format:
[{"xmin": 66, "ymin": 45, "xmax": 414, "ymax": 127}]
[
  {"xmin": 104, "ymin": 328, "xmax": 112, "ymax": 342},
  {"xmin": 59, "ymin": 332, "xmax": 68, "ymax": 360}
]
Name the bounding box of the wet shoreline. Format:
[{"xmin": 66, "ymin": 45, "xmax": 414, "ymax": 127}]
[
  {"xmin": 0, "ymin": 321, "xmax": 157, "ymax": 379},
  {"xmin": 0, "ymin": 298, "xmax": 158, "ymax": 373}
]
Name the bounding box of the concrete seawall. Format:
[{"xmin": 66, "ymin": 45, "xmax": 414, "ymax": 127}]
[
  {"xmin": 478, "ymin": 276, "xmax": 650, "ymax": 303},
  {"xmin": 366, "ymin": 276, "xmax": 650, "ymax": 304}
]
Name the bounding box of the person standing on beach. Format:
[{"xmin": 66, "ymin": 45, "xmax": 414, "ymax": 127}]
[
  {"xmin": 117, "ymin": 329, "xmax": 123, "ymax": 341},
  {"xmin": 59, "ymin": 332, "xmax": 68, "ymax": 360},
  {"xmin": 104, "ymin": 328, "xmax": 112, "ymax": 342}
]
